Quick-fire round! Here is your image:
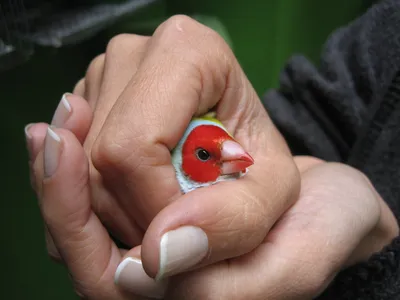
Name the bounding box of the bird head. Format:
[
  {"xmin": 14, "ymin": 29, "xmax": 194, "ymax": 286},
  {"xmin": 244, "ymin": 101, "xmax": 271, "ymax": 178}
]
[{"xmin": 171, "ymin": 112, "xmax": 254, "ymax": 193}]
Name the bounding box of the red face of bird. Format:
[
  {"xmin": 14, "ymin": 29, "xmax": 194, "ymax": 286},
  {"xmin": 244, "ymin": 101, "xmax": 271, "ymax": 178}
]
[{"xmin": 181, "ymin": 124, "xmax": 254, "ymax": 183}]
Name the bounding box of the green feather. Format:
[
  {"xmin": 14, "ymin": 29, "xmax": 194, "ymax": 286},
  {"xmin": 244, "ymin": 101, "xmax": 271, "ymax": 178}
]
[{"xmin": 193, "ymin": 111, "xmax": 223, "ymax": 127}]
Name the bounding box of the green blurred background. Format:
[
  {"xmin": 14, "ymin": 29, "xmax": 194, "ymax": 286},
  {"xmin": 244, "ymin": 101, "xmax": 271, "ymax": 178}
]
[{"xmin": 1, "ymin": 0, "xmax": 371, "ymax": 298}]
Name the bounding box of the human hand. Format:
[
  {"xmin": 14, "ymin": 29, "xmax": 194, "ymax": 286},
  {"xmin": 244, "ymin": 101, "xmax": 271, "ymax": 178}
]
[
  {"xmin": 26, "ymin": 15, "xmax": 399, "ymax": 299},
  {"xmin": 27, "ymin": 119, "xmax": 398, "ymax": 299},
  {"xmin": 55, "ymin": 15, "xmax": 301, "ymax": 278},
  {"xmin": 157, "ymin": 156, "xmax": 399, "ymax": 299}
]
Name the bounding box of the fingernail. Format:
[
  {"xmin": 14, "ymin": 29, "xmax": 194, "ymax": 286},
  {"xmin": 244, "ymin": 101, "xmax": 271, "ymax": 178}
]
[
  {"xmin": 51, "ymin": 93, "xmax": 72, "ymax": 127},
  {"xmin": 156, "ymin": 226, "xmax": 208, "ymax": 280},
  {"xmin": 115, "ymin": 257, "xmax": 167, "ymax": 299},
  {"xmin": 44, "ymin": 127, "xmax": 62, "ymax": 177},
  {"xmin": 24, "ymin": 123, "xmax": 35, "ymax": 160}
]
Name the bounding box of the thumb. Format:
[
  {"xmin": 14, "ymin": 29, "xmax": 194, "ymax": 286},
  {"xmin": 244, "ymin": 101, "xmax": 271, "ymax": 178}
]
[{"xmin": 140, "ymin": 151, "xmax": 300, "ymax": 281}]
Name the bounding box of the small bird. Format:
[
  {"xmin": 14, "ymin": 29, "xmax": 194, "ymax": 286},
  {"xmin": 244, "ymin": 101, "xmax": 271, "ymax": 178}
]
[{"xmin": 171, "ymin": 112, "xmax": 254, "ymax": 194}]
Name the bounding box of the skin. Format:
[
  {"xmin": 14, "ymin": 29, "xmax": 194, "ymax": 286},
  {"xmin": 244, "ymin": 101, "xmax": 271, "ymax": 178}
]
[{"xmin": 27, "ymin": 15, "xmax": 399, "ymax": 299}]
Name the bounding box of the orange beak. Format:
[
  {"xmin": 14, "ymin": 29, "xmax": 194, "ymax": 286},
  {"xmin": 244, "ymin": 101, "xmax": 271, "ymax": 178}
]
[{"xmin": 220, "ymin": 140, "xmax": 254, "ymax": 175}]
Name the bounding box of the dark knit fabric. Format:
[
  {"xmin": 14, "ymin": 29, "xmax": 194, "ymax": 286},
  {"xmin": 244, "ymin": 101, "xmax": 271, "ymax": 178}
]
[{"xmin": 262, "ymin": 0, "xmax": 400, "ymax": 298}]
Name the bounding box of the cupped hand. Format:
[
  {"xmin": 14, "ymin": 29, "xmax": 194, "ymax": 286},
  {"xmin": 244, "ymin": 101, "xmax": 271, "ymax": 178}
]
[{"xmin": 52, "ymin": 15, "xmax": 301, "ymax": 278}]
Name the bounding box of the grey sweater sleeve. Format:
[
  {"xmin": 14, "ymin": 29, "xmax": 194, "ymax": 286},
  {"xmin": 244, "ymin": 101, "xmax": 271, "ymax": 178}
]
[
  {"xmin": 262, "ymin": 0, "xmax": 400, "ymax": 299},
  {"xmin": 262, "ymin": 0, "xmax": 400, "ymax": 162}
]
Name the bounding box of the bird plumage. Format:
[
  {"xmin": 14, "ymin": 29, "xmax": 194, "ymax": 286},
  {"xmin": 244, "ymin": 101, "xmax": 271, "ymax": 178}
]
[{"xmin": 171, "ymin": 112, "xmax": 254, "ymax": 194}]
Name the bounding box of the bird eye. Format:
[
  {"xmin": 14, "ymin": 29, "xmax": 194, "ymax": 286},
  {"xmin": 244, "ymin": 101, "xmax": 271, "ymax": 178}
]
[{"xmin": 196, "ymin": 148, "xmax": 210, "ymax": 161}]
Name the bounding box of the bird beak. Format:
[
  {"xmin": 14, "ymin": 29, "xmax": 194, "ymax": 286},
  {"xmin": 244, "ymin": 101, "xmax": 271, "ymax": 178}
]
[{"xmin": 220, "ymin": 140, "xmax": 254, "ymax": 175}]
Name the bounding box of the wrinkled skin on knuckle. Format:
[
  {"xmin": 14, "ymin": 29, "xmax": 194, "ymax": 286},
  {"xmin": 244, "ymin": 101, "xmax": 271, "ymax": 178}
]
[
  {"xmin": 91, "ymin": 99, "xmax": 174, "ymax": 181},
  {"xmin": 90, "ymin": 130, "xmax": 132, "ymax": 177}
]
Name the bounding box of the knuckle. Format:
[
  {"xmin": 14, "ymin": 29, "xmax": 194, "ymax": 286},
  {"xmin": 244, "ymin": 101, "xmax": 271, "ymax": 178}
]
[
  {"xmin": 106, "ymin": 33, "xmax": 144, "ymax": 56},
  {"xmin": 157, "ymin": 14, "xmax": 228, "ymax": 52},
  {"xmin": 106, "ymin": 33, "xmax": 130, "ymax": 53},
  {"xmin": 91, "ymin": 123, "xmax": 157, "ymax": 179},
  {"xmin": 91, "ymin": 132, "xmax": 127, "ymax": 175},
  {"xmin": 85, "ymin": 54, "xmax": 105, "ymax": 79},
  {"xmin": 159, "ymin": 14, "xmax": 198, "ymax": 34}
]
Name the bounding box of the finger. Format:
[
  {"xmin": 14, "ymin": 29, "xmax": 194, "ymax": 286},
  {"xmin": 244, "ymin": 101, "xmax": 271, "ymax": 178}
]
[
  {"xmin": 73, "ymin": 78, "xmax": 86, "ymax": 97},
  {"xmin": 50, "ymin": 93, "xmax": 93, "ymax": 143},
  {"xmin": 25, "ymin": 122, "xmax": 49, "ymax": 192},
  {"xmin": 84, "ymin": 54, "xmax": 105, "ymax": 108},
  {"xmin": 346, "ymin": 176, "xmax": 399, "ymax": 265},
  {"xmin": 25, "ymin": 124, "xmax": 63, "ymax": 262},
  {"xmin": 92, "ymin": 15, "xmax": 294, "ymax": 231},
  {"xmin": 25, "ymin": 122, "xmax": 48, "ymax": 162},
  {"xmin": 84, "ymin": 34, "xmax": 150, "ymax": 247},
  {"xmin": 33, "ymin": 127, "xmax": 126, "ymax": 299},
  {"xmin": 84, "ymin": 34, "xmax": 149, "ymax": 149},
  {"xmin": 25, "ymin": 93, "xmax": 93, "ymax": 162},
  {"xmin": 114, "ymin": 246, "xmax": 168, "ymax": 299}
]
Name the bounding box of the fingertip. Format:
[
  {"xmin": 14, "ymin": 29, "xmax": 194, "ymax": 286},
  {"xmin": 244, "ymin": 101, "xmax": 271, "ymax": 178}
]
[
  {"xmin": 114, "ymin": 257, "xmax": 138, "ymax": 284},
  {"xmin": 155, "ymin": 226, "xmax": 209, "ymax": 281},
  {"xmin": 43, "ymin": 126, "xmax": 62, "ymax": 178},
  {"xmin": 24, "ymin": 123, "xmax": 35, "ymax": 140},
  {"xmin": 140, "ymin": 195, "xmax": 213, "ymax": 280},
  {"xmin": 115, "ymin": 246, "xmax": 167, "ymax": 299},
  {"xmin": 51, "ymin": 93, "xmax": 93, "ymax": 143},
  {"xmin": 35, "ymin": 126, "xmax": 89, "ymax": 199},
  {"xmin": 25, "ymin": 122, "xmax": 49, "ymax": 162}
]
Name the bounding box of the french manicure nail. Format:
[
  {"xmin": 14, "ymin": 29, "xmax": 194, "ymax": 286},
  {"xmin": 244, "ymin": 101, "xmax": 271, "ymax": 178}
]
[
  {"xmin": 156, "ymin": 226, "xmax": 209, "ymax": 280},
  {"xmin": 24, "ymin": 123, "xmax": 35, "ymax": 160},
  {"xmin": 115, "ymin": 257, "xmax": 167, "ymax": 299},
  {"xmin": 44, "ymin": 127, "xmax": 62, "ymax": 177},
  {"xmin": 51, "ymin": 93, "xmax": 72, "ymax": 127}
]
